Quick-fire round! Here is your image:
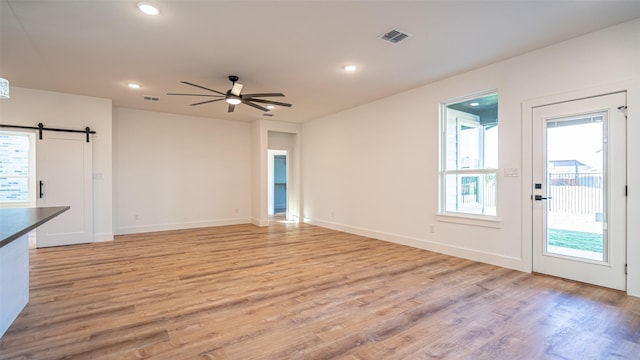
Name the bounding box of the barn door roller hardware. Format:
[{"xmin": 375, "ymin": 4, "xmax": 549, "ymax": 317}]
[{"xmin": 0, "ymin": 122, "xmax": 96, "ymax": 142}]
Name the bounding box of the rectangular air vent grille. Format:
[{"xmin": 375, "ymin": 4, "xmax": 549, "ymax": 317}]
[
  {"xmin": 378, "ymin": 28, "xmax": 410, "ymax": 44},
  {"xmin": 144, "ymin": 95, "xmax": 159, "ymax": 101}
]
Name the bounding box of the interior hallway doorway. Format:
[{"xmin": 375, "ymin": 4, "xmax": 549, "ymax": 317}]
[{"xmin": 268, "ymin": 149, "xmax": 288, "ymax": 217}]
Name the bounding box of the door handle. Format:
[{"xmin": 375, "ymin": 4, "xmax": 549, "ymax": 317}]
[
  {"xmin": 39, "ymin": 180, "xmax": 44, "ymax": 198},
  {"xmin": 534, "ymin": 195, "xmax": 552, "ymax": 200}
]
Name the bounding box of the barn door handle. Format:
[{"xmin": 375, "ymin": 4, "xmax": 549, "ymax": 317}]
[
  {"xmin": 39, "ymin": 180, "xmax": 44, "ymax": 198},
  {"xmin": 534, "ymin": 195, "xmax": 552, "ymax": 200}
]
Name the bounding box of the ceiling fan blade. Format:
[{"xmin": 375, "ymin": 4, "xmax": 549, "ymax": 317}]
[
  {"xmin": 242, "ymin": 99, "xmax": 270, "ymax": 112},
  {"xmin": 247, "ymin": 98, "xmax": 292, "ymax": 108},
  {"xmin": 230, "ymin": 83, "xmax": 244, "ymax": 96},
  {"xmin": 241, "ymin": 92, "xmax": 285, "ymax": 98},
  {"xmin": 167, "ymin": 93, "xmax": 223, "ymax": 97},
  {"xmin": 228, "ymin": 103, "xmax": 236, "ymax": 112},
  {"xmin": 190, "ymin": 98, "xmax": 225, "ymax": 106},
  {"xmin": 180, "ymin": 81, "xmax": 226, "ymax": 96}
]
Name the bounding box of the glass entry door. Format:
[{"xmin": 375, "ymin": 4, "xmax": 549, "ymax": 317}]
[{"xmin": 532, "ymin": 92, "xmax": 626, "ymax": 290}]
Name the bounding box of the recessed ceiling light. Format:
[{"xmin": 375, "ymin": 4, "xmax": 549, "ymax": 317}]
[
  {"xmin": 266, "ymin": 105, "xmax": 275, "ymax": 110},
  {"xmin": 127, "ymin": 83, "xmax": 141, "ymax": 89},
  {"xmin": 343, "ymin": 65, "xmax": 357, "ymax": 72},
  {"xmin": 137, "ymin": 2, "xmax": 160, "ymax": 16},
  {"xmin": 470, "ymin": 102, "xmax": 480, "ymax": 107}
]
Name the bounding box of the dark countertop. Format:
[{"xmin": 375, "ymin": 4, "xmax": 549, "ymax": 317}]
[{"xmin": 0, "ymin": 207, "xmax": 70, "ymax": 248}]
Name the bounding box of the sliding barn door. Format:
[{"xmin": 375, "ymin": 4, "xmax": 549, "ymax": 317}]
[{"xmin": 36, "ymin": 132, "xmax": 93, "ymax": 247}]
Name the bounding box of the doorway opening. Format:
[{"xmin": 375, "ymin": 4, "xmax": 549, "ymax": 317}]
[{"xmin": 268, "ymin": 149, "xmax": 288, "ymax": 218}]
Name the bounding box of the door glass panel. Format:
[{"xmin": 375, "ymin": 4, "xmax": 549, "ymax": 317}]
[{"xmin": 545, "ymin": 113, "xmax": 606, "ymax": 261}]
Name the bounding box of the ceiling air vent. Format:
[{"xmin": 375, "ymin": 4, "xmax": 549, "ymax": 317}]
[
  {"xmin": 262, "ymin": 113, "xmax": 274, "ymax": 117},
  {"xmin": 378, "ymin": 28, "xmax": 410, "ymax": 44},
  {"xmin": 144, "ymin": 95, "xmax": 159, "ymax": 101}
]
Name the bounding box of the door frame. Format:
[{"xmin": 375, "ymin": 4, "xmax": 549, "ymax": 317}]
[{"xmin": 522, "ymin": 80, "xmax": 640, "ymax": 296}]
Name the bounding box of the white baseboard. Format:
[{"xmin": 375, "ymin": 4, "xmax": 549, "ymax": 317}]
[
  {"xmin": 94, "ymin": 232, "xmax": 114, "ymax": 242},
  {"xmin": 306, "ymin": 218, "xmax": 526, "ymax": 272},
  {"xmin": 28, "ymin": 231, "xmax": 114, "ymax": 247},
  {"xmin": 28, "ymin": 231, "xmax": 37, "ymax": 249},
  {"xmin": 251, "ymin": 218, "xmax": 270, "ymax": 227},
  {"xmin": 114, "ymin": 218, "xmax": 251, "ymax": 235}
]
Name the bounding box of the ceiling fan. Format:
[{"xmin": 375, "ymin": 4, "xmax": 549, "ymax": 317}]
[{"xmin": 167, "ymin": 75, "xmax": 292, "ymax": 113}]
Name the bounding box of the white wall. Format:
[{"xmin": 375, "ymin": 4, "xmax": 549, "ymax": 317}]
[
  {"xmin": 113, "ymin": 107, "xmax": 251, "ymax": 234},
  {"xmin": 0, "ymin": 87, "xmax": 113, "ymax": 242},
  {"xmin": 302, "ymin": 19, "xmax": 640, "ymax": 294}
]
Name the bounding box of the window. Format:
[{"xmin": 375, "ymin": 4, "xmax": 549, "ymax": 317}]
[
  {"xmin": 0, "ymin": 131, "xmax": 36, "ymax": 206},
  {"xmin": 440, "ymin": 92, "xmax": 498, "ymax": 217}
]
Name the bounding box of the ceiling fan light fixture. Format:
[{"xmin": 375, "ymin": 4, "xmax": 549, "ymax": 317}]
[
  {"xmin": 225, "ymin": 96, "xmax": 241, "ymax": 105},
  {"xmin": 137, "ymin": 2, "xmax": 160, "ymax": 16}
]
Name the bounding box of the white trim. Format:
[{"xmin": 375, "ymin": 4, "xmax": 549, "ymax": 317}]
[
  {"xmin": 28, "ymin": 227, "xmax": 113, "ymax": 245},
  {"xmin": 28, "ymin": 230, "xmax": 37, "ymax": 249},
  {"xmin": 251, "ymin": 217, "xmax": 270, "ymax": 227},
  {"xmin": 114, "ymin": 218, "xmax": 251, "ymax": 235},
  {"xmin": 306, "ymin": 218, "xmax": 524, "ymax": 271},
  {"xmin": 435, "ymin": 213, "xmax": 502, "ymax": 228},
  {"xmin": 442, "ymin": 168, "xmax": 499, "ymax": 175},
  {"xmin": 93, "ymin": 232, "xmax": 114, "ymax": 242}
]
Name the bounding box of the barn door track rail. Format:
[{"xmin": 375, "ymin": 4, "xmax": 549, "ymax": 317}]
[{"xmin": 0, "ymin": 122, "xmax": 96, "ymax": 142}]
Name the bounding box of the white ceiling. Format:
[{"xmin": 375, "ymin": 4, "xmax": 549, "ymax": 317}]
[{"xmin": 2, "ymin": 1, "xmax": 640, "ymax": 123}]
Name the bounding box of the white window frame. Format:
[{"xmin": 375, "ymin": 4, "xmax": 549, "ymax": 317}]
[
  {"xmin": 0, "ymin": 130, "xmax": 36, "ymax": 208},
  {"xmin": 439, "ymin": 92, "xmax": 499, "ymax": 224}
]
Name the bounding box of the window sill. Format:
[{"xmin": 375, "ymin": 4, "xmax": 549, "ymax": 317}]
[
  {"xmin": 436, "ymin": 213, "xmax": 502, "ymax": 228},
  {"xmin": 0, "ymin": 202, "xmax": 36, "ymax": 209}
]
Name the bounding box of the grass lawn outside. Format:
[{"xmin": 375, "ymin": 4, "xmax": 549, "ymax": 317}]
[{"xmin": 548, "ymin": 228, "xmax": 603, "ymax": 253}]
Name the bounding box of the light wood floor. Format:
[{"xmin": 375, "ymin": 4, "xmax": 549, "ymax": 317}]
[{"xmin": 1, "ymin": 223, "xmax": 639, "ymax": 359}]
